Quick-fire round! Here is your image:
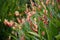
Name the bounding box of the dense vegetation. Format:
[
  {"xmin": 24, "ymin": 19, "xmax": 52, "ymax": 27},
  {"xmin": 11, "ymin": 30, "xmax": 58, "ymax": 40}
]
[{"xmin": 0, "ymin": 0, "xmax": 60, "ymax": 40}]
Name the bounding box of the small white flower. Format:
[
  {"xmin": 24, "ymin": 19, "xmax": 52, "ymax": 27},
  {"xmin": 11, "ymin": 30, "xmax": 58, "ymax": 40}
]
[{"xmin": 15, "ymin": 11, "xmax": 20, "ymax": 16}]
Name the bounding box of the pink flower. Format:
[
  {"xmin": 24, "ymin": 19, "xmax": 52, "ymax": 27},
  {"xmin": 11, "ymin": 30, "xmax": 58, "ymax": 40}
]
[
  {"xmin": 27, "ymin": 12, "xmax": 32, "ymax": 17},
  {"xmin": 46, "ymin": 0, "xmax": 50, "ymax": 5},
  {"xmin": 33, "ymin": 24, "xmax": 38, "ymax": 29},
  {"xmin": 38, "ymin": 5, "xmax": 41, "ymax": 10},
  {"xmin": 9, "ymin": 20, "xmax": 14, "ymax": 27},
  {"xmin": 26, "ymin": 16, "xmax": 30, "ymax": 22},
  {"xmin": 4, "ymin": 19, "xmax": 10, "ymax": 26},
  {"xmin": 31, "ymin": 2, "xmax": 35, "ymax": 6},
  {"xmin": 4, "ymin": 19, "xmax": 14, "ymax": 27},
  {"xmin": 25, "ymin": 8, "xmax": 29, "ymax": 14},
  {"xmin": 26, "ymin": 12, "xmax": 32, "ymax": 22},
  {"xmin": 43, "ymin": 9, "xmax": 48, "ymax": 15},
  {"xmin": 43, "ymin": 20, "xmax": 48, "ymax": 25},
  {"xmin": 29, "ymin": 20, "xmax": 38, "ymax": 33},
  {"xmin": 43, "ymin": 15, "xmax": 47, "ymax": 20},
  {"xmin": 21, "ymin": 18, "xmax": 25, "ymax": 24},
  {"xmin": 32, "ymin": 28, "xmax": 38, "ymax": 33},
  {"xmin": 17, "ymin": 18, "xmax": 22, "ymax": 23},
  {"xmin": 31, "ymin": 11, "xmax": 36, "ymax": 15},
  {"xmin": 41, "ymin": 31, "xmax": 45, "ymax": 36},
  {"xmin": 38, "ymin": 17, "xmax": 42, "ymax": 21}
]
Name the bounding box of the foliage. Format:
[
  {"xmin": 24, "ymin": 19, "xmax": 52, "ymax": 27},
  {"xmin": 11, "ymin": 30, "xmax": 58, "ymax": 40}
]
[{"xmin": 0, "ymin": 0, "xmax": 60, "ymax": 40}]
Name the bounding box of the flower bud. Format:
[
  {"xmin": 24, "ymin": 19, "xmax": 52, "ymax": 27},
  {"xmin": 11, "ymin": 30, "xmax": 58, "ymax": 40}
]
[
  {"xmin": 43, "ymin": 20, "xmax": 48, "ymax": 25},
  {"xmin": 22, "ymin": 18, "xmax": 25, "ymax": 24},
  {"xmin": 31, "ymin": 2, "xmax": 35, "ymax": 6},
  {"xmin": 38, "ymin": 17, "xmax": 42, "ymax": 21},
  {"xmin": 33, "ymin": 24, "xmax": 38, "ymax": 29},
  {"xmin": 15, "ymin": 11, "xmax": 20, "ymax": 16},
  {"xmin": 4, "ymin": 19, "xmax": 10, "ymax": 26},
  {"xmin": 43, "ymin": 9, "xmax": 48, "ymax": 15},
  {"xmin": 46, "ymin": 0, "xmax": 50, "ymax": 5},
  {"xmin": 26, "ymin": 16, "xmax": 30, "ymax": 22},
  {"xmin": 43, "ymin": 15, "xmax": 47, "ymax": 20},
  {"xmin": 17, "ymin": 18, "xmax": 22, "ymax": 23},
  {"xmin": 9, "ymin": 20, "xmax": 14, "ymax": 27},
  {"xmin": 41, "ymin": 31, "xmax": 45, "ymax": 36},
  {"xmin": 28, "ymin": 12, "xmax": 32, "ymax": 17},
  {"xmin": 38, "ymin": 5, "xmax": 41, "ymax": 10}
]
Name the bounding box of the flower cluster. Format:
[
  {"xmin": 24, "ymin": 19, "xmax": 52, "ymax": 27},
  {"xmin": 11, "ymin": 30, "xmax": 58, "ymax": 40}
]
[
  {"xmin": 4, "ymin": 11, "xmax": 25, "ymax": 30},
  {"xmin": 3, "ymin": 0, "xmax": 51, "ymax": 33},
  {"xmin": 4, "ymin": 19, "xmax": 14, "ymax": 27}
]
